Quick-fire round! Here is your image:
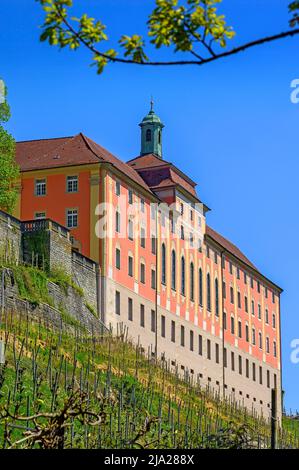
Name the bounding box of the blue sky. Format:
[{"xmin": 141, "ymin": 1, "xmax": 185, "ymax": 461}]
[{"xmin": 1, "ymin": 0, "xmax": 299, "ymax": 411}]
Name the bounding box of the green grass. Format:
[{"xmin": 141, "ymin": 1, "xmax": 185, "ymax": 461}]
[
  {"xmin": 0, "ymin": 314, "xmax": 298, "ymax": 449},
  {"xmin": 11, "ymin": 264, "xmax": 54, "ymax": 307}
]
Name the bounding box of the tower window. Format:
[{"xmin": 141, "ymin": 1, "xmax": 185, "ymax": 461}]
[
  {"xmin": 158, "ymin": 130, "xmax": 161, "ymax": 144},
  {"xmin": 146, "ymin": 129, "xmax": 152, "ymax": 142}
]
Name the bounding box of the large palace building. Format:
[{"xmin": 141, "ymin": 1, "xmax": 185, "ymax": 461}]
[{"xmin": 14, "ymin": 105, "xmax": 283, "ymax": 419}]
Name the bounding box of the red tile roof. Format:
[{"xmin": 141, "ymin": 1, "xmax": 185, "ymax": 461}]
[
  {"xmin": 206, "ymin": 225, "xmax": 258, "ymax": 271},
  {"xmin": 16, "ymin": 134, "xmax": 153, "ymax": 194},
  {"xmin": 82, "ymin": 135, "xmax": 151, "ymax": 192},
  {"xmin": 16, "ymin": 134, "xmax": 100, "ymax": 171},
  {"xmin": 127, "ymin": 153, "xmax": 199, "ymax": 199},
  {"xmin": 128, "ymin": 153, "xmax": 167, "ymax": 169}
]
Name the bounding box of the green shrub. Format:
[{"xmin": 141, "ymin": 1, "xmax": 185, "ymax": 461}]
[
  {"xmin": 49, "ymin": 268, "xmax": 84, "ymax": 297},
  {"xmin": 85, "ymin": 302, "xmax": 97, "ymax": 317}
]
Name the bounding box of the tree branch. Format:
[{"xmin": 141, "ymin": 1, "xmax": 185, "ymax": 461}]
[{"xmin": 54, "ymin": 5, "xmax": 299, "ymax": 68}]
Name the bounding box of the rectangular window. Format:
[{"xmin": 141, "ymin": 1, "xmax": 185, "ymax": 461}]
[
  {"xmin": 230, "ymin": 286, "xmax": 234, "ymax": 304},
  {"xmin": 231, "ymin": 352, "xmax": 235, "ymax": 371},
  {"xmin": 223, "ymin": 281, "xmax": 226, "ymax": 299},
  {"xmin": 258, "ymin": 304, "xmax": 261, "ymax": 320},
  {"xmin": 207, "ymin": 339, "xmax": 211, "ymax": 360},
  {"xmin": 252, "ymin": 328, "xmax": 256, "ymax": 345},
  {"xmin": 238, "ymin": 355, "xmax": 242, "ymax": 375},
  {"xmin": 214, "ymin": 252, "xmax": 218, "ymax": 264},
  {"xmin": 140, "ymin": 227, "xmax": 146, "ymax": 248},
  {"xmin": 128, "ymin": 298, "xmax": 133, "ymax": 321},
  {"xmin": 259, "ymin": 366, "xmax": 263, "ymax": 385},
  {"xmin": 115, "ymin": 181, "xmax": 121, "ymax": 196},
  {"xmin": 215, "ymin": 343, "xmax": 219, "ymax": 364},
  {"xmin": 151, "ymin": 310, "xmax": 156, "ymax": 332},
  {"xmin": 34, "ymin": 212, "xmax": 46, "ymax": 219},
  {"xmin": 267, "ymin": 370, "xmax": 270, "ymax": 388},
  {"xmin": 151, "ymin": 236, "xmax": 156, "ymax": 254},
  {"xmin": 252, "ymin": 363, "xmax": 256, "ymax": 381},
  {"xmin": 128, "ymin": 219, "xmax": 133, "ymax": 240},
  {"xmin": 171, "ymin": 320, "xmax": 175, "ymax": 343},
  {"xmin": 245, "ymin": 324, "xmax": 249, "ymax": 342},
  {"xmin": 128, "ymin": 189, "xmax": 133, "ymax": 204},
  {"xmin": 67, "ymin": 209, "xmax": 78, "ymax": 228},
  {"xmin": 221, "ymin": 256, "xmax": 225, "ymax": 269},
  {"xmin": 116, "ymin": 211, "xmax": 121, "ymax": 233},
  {"xmin": 244, "ymin": 272, "xmax": 247, "ymax": 284},
  {"xmin": 180, "ymin": 203, "xmax": 184, "ymax": 215},
  {"xmin": 265, "ymin": 286, "xmax": 268, "ymax": 298},
  {"xmin": 231, "ymin": 316, "xmax": 235, "ymax": 335},
  {"xmin": 236, "ymin": 267, "xmax": 240, "ymax": 279},
  {"xmin": 245, "ymin": 296, "xmax": 248, "ymax": 313},
  {"xmin": 224, "ymin": 348, "xmax": 227, "ymax": 368},
  {"xmin": 66, "ymin": 175, "xmax": 78, "ymax": 193},
  {"xmin": 238, "ymin": 292, "xmax": 241, "ymax": 309},
  {"xmin": 198, "ymin": 334, "xmax": 203, "ymax": 355},
  {"xmin": 151, "ymin": 269, "xmax": 156, "ymax": 289},
  {"xmin": 180, "ymin": 225, "xmax": 184, "ymax": 240},
  {"xmin": 190, "ymin": 330, "xmax": 194, "ymax": 351},
  {"xmin": 115, "ymin": 291, "xmax": 120, "ymax": 316},
  {"xmin": 257, "ymin": 281, "xmax": 261, "ymax": 293},
  {"xmin": 250, "ymin": 277, "xmax": 254, "ymax": 289},
  {"xmin": 180, "ymin": 326, "xmax": 185, "ymax": 347},
  {"xmin": 35, "ymin": 179, "xmax": 46, "ymax": 196},
  {"xmin": 140, "ymin": 198, "xmax": 145, "ymax": 213},
  {"xmin": 246, "ymin": 359, "xmax": 249, "ymax": 378},
  {"xmin": 161, "ymin": 315, "xmax": 166, "ymax": 338},
  {"xmin": 238, "ymin": 320, "xmax": 242, "ymax": 338},
  {"xmin": 229, "ymin": 262, "xmax": 233, "ymax": 274},
  {"xmin": 272, "ymin": 291, "xmax": 275, "ymax": 304},
  {"xmin": 251, "ymin": 300, "xmax": 255, "ymax": 316},
  {"xmin": 128, "ymin": 256, "xmax": 133, "ymax": 277},
  {"xmin": 140, "ymin": 304, "xmax": 145, "ymax": 327},
  {"xmin": 206, "ymin": 245, "xmax": 210, "ymax": 258},
  {"xmin": 115, "ymin": 248, "xmax": 121, "ymax": 269},
  {"xmin": 140, "ymin": 263, "xmax": 145, "ymax": 284}
]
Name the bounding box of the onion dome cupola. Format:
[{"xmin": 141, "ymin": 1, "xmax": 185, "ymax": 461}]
[{"xmin": 139, "ymin": 99, "xmax": 164, "ymax": 158}]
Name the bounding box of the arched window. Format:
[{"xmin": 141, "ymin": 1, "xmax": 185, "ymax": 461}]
[
  {"xmin": 181, "ymin": 256, "xmax": 185, "ymax": 296},
  {"xmin": 146, "ymin": 129, "xmax": 152, "ymax": 142},
  {"xmin": 190, "ymin": 262, "xmax": 194, "ymax": 301},
  {"xmin": 207, "ymin": 273, "xmax": 211, "ymax": 311},
  {"xmin": 171, "ymin": 250, "xmax": 176, "ymax": 290},
  {"xmin": 215, "ymin": 278, "xmax": 219, "ymax": 316},
  {"xmin": 161, "ymin": 243, "xmax": 166, "ymax": 285},
  {"xmin": 199, "ymin": 268, "xmax": 203, "ymax": 306}
]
